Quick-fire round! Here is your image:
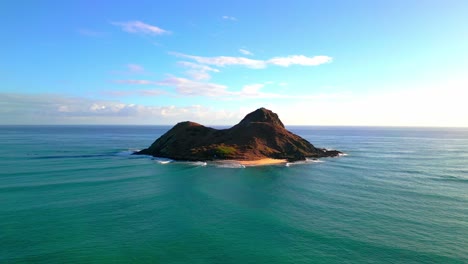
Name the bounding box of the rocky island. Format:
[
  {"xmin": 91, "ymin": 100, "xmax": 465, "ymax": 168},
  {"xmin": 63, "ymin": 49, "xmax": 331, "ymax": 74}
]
[{"xmin": 136, "ymin": 108, "xmax": 341, "ymax": 165}]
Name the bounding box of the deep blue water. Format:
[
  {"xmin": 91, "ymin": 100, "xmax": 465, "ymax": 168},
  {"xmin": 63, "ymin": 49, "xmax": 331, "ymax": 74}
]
[{"xmin": 1, "ymin": 125, "xmax": 467, "ymax": 263}]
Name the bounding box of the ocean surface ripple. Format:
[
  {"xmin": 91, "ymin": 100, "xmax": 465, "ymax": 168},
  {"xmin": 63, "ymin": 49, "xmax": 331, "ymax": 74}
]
[{"xmin": 1, "ymin": 126, "xmax": 467, "ymax": 263}]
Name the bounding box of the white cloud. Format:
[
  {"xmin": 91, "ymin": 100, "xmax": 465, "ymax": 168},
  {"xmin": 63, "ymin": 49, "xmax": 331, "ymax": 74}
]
[
  {"xmin": 241, "ymin": 84, "xmax": 264, "ymax": 94},
  {"xmin": 239, "ymin": 49, "xmax": 253, "ymax": 56},
  {"xmin": 114, "ymin": 79, "xmax": 157, "ymax": 85},
  {"xmin": 103, "ymin": 89, "xmax": 168, "ymax": 97},
  {"xmin": 112, "ymin": 76, "xmax": 336, "ymax": 100},
  {"xmin": 139, "ymin": 89, "xmax": 167, "ymax": 96},
  {"xmin": 110, "ymin": 64, "xmax": 148, "ymax": 75},
  {"xmin": 171, "ymin": 52, "xmax": 266, "ymax": 69},
  {"xmin": 111, "ymin": 21, "xmax": 169, "ymax": 35},
  {"xmin": 170, "ymin": 52, "xmax": 332, "ymax": 69},
  {"xmin": 177, "ymin": 61, "xmax": 220, "ymax": 72},
  {"xmin": 185, "ymin": 71, "xmax": 211, "ymax": 81},
  {"xmin": 0, "ymin": 93, "xmax": 241, "ymax": 125},
  {"xmin": 127, "ymin": 64, "xmax": 145, "ymax": 73},
  {"xmin": 156, "ymin": 77, "xmax": 229, "ymax": 97},
  {"xmin": 268, "ymin": 55, "xmax": 332, "ymax": 67},
  {"xmin": 222, "ymin": 16, "xmax": 237, "ymax": 21},
  {"xmin": 234, "ymin": 83, "xmax": 307, "ymax": 99},
  {"xmin": 265, "ymin": 82, "xmax": 468, "ymax": 127},
  {"xmin": 151, "ymin": 78, "xmax": 291, "ymax": 99},
  {"xmin": 3, "ymin": 79, "xmax": 467, "ymax": 126},
  {"xmin": 177, "ymin": 61, "xmax": 220, "ymax": 80}
]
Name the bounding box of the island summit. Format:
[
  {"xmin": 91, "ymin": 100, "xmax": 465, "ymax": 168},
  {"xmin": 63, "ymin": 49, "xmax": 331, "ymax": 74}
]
[{"xmin": 136, "ymin": 108, "xmax": 341, "ymax": 164}]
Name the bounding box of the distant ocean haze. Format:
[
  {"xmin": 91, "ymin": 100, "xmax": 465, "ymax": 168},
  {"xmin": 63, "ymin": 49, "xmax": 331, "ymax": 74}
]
[{"xmin": 1, "ymin": 125, "xmax": 467, "ymax": 263}]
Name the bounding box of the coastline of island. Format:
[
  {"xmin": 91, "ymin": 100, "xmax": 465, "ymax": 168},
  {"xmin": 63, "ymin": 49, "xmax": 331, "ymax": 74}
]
[{"xmin": 135, "ymin": 108, "xmax": 342, "ymax": 163}]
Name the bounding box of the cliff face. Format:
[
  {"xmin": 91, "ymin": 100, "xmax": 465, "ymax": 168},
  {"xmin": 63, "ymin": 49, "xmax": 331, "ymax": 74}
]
[{"xmin": 137, "ymin": 108, "xmax": 341, "ymax": 161}]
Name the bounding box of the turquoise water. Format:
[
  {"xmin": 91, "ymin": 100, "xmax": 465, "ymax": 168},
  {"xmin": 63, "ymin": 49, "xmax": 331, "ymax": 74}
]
[{"xmin": 1, "ymin": 126, "xmax": 467, "ymax": 263}]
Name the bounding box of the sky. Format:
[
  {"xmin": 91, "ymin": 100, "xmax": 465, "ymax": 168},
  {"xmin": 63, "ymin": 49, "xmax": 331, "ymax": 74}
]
[{"xmin": 1, "ymin": 0, "xmax": 467, "ymax": 126}]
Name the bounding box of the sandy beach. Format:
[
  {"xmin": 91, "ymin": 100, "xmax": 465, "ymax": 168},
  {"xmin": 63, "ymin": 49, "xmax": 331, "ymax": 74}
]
[{"xmin": 230, "ymin": 158, "xmax": 287, "ymax": 166}]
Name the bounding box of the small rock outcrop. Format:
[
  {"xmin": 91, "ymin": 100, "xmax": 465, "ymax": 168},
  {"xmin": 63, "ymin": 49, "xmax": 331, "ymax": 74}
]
[{"xmin": 136, "ymin": 108, "xmax": 341, "ymax": 161}]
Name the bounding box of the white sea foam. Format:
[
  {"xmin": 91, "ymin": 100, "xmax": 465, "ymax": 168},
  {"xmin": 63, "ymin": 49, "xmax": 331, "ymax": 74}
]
[
  {"xmin": 285, "ymin": 158, "xmax": 324, "ymax": 166},
  {"xmin": 215, "ymin": 162, "xmax": 246, "ymax": 169},
  {"xmin": 305, "ymin": 158, "xmax": 324, "ymax": 163},
  {"xmin": 186, "ymin": 161, "xmax": 207, "ymax": 166},
  {"xmin": 116, "ymin": 149, "xmax": 142, "ymax": 157},
  {"xmin": 153, "ymin": 157, "xmax": 173, "ymax": 164}
]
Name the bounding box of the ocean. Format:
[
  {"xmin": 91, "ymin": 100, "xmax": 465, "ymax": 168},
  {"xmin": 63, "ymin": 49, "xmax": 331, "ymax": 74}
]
[{"xmin": 1, "ymin": 125, "xmax": 467, "ymax": 263}]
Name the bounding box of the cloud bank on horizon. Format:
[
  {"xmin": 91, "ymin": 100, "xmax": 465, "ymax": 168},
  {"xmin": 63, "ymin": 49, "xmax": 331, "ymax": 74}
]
[{"xmin": 0, "ymin": 1, "xmax": 467, "ymax": 126}]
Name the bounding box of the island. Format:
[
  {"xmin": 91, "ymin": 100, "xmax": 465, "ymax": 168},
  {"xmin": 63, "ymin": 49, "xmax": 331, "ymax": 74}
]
[{"xmin": 135, "ymin": 108, "xmax": 341, "ymax": 165}]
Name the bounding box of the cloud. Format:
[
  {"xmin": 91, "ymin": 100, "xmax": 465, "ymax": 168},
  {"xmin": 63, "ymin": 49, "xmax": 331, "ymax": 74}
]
[
  {"xmin": 112, "ymin": 76, "xmax": 230, "ymax": 97},
  {"xmin": 185, "ymin": 71, "xmax": 211, "ymax": 81},
  {"xmin": 112, "ymin": 76, "xmax": 334, "ymax": 100},
  {"xmin": 127, "ymin": 64, "xmax": 145, "ymax": 73},
  {"xmin": 264, "ymin": 81, "xmax": 468, "ymax": 126},
  {"xmin": 241, "ymin": 84, "xmax": 264, "ymax": 94},
  {"xmin": 177, "ymin": 61, "xmax": 220, "ymax": 80},
  {"xmin": 170, "ymin": 52, "xmax": 332, "ymax": 69},
  {"xmin": 156, "ymin": 77, "xmax": 229, "ymax": 97},
  {"xmin": 0, "ymin": 93, "xmax": 242, "ymax": 125},
  {"xmin": 171, "ymin": 52, "xmax": 266, "ymax": 69},
  {"xmin": 3, "ymin": 79, "xmax": 467, "ymax": 126},
  {"xmin": 177, "ymin": 61, "xmax": 220, "ymax": 73},
  {"xmin": 268, "ymin": 55, "xmax": 332, "ymax": 67},
  {"xmin": 139, "ymin": 89, "xmax": 168, "ymax": 96},
  {"xmin": 114, "ymin": 79, "xmax": 157, "ymax": 85},
  {"xmin": 111, "ymin": 21, "xmax": 169, "ymax": 35},
  {"xmin": 222, "ymin": 16, "xmax": 237, "ymax": 21},
  {"xmin": 153, "ymin": 78, "xmax": 304, "ymax": 99},
  {"xmin": 110, "ymin": 64, "xmax": 149, "ymax": 75},
  {"xmin": 235, "ymin": 83, "xmax": 300, "ymax": 99},
  {"xmin": 239, "ymin": 49, "xmax": 253, "ymax": 56},
  {"xmin": 103, "ymin": 89, "xmax": 167, "ymax": 97},
  {"xmin": 114, "ymin": 76, "xmax": 288, "ymax": 99}
]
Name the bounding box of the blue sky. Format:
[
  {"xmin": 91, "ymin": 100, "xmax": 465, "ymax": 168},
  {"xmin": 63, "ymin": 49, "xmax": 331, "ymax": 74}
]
[{"xmin": 1, "ymin": 0, "xmax": 467, "ymax": 126}]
